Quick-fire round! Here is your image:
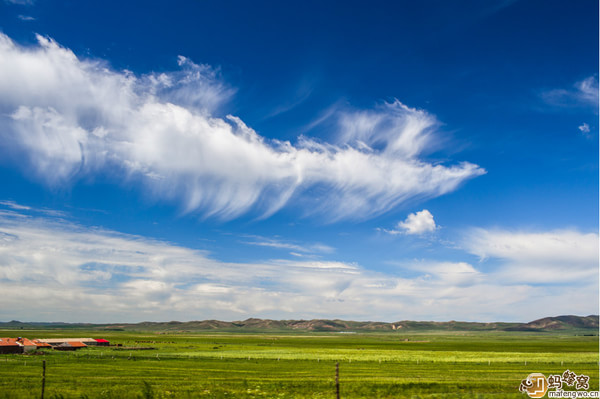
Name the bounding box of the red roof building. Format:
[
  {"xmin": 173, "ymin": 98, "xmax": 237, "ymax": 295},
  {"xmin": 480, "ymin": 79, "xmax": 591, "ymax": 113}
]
[
  {"xmin": 0, "ymin": 337, "xmax": 37, "ymax": 353},
  {"xmin": 32, "ymin": 340, "xmax": 53, "ymax": 349},
  {"xmin": 0, "ymin": 338, "xmax": 21, "ymax": 354},
  {"xmin": 66, "ymin": 341, "xmax": 87, "ymax": 348},
  {"xmin": 53, "ymin": 341, "xmax": 87, "ymax": 351}
]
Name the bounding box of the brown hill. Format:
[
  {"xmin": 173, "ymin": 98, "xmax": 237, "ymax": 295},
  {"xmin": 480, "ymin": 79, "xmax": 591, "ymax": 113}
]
[
  {"xmin": 1, "ymin": 315, "xmax": 597, "ymax": 333},
  {"xmin": 507, "ymin": 315, "xmax": 599, "ymax": 331}
]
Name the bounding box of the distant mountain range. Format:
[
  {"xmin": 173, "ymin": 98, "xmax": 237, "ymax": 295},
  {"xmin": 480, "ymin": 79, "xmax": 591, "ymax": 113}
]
[{"xmin": 0, "ymin": 315, "xmax": 597, "ymax": 333}]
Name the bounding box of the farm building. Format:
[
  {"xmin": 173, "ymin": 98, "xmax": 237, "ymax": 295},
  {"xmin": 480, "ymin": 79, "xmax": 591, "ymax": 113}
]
[
  {"xmin": 95, "ymin": 339, "xmax": 110, "ymax": 346},
  {"xmin": 53, "ymin": 341, "xmax": 87, "ymax": 351},
  {"xmin": 32, "ymin": 340, "xmax": 52, "ymax": 349},
  {"xmin": 0, "ymin": 337, "xmax": 37, "ymax": 354},
  {"xmin": 0, "ymin": 338, "xmax": 22, "ymax": 354},
  {"xmin": 36, "ymin": 338, "xmax": 97, "ymax": 346}
]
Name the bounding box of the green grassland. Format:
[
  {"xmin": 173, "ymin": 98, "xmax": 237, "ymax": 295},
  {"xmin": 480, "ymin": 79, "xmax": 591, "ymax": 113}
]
[{"xmin": 0, "ymin": 329, "xmax": 597, "ymax": 398}]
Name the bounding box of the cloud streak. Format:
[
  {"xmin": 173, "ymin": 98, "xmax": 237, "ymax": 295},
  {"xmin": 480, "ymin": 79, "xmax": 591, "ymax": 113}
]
[
  {"xmin": 0, "ymin": 33, "xmax": 484, "ymax": 221},
  {"xmin": 4, "ymin": 0, "xmax": 34, "ymax": 5},
  {"xmin": 241, "ymin": 235, "xmax": 335, "ymax": 255},
  {"xmin": 541, "ymin": 75, "xmax": 599, "ymax": 111}
]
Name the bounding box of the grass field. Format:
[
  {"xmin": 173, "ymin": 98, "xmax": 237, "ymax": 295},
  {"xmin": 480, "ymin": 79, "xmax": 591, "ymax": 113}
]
[{"xmin": 0, "ymin": 329, "xmax": 597, "ymax": 398}]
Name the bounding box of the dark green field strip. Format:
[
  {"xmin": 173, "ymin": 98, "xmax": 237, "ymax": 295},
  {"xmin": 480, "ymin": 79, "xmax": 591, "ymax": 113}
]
[
  {"xmin": 184, "ymin": 333, "xmax": 595, "ymax": 354},
  {"xmin": 3, "ymin": 329, "xmax": 597, "ymax": 353}
]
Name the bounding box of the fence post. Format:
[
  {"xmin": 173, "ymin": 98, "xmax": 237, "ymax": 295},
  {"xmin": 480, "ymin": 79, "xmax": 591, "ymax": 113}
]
[
  {"xmin": 41, "ymin": 360, "xmax": 46, "ymax": 399},
  {"xmin": 335, "ymin": 362, "xmax": 340, "ymax": 399}
]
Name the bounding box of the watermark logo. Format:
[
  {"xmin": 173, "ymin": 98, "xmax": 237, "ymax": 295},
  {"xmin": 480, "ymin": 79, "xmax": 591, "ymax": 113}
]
[
  {"xmin": 519, "ymin": 370, "xmax": 597, "ymax": 398},
  {"xmin": 520, "ymin": 373, "xmax": 548, "ymax": 398}
]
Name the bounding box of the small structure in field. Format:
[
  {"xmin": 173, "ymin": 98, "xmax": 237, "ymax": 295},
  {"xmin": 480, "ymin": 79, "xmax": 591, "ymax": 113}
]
[{"xmin": 94, "ymin": 339, "xmax": 110, "ymax": 346}]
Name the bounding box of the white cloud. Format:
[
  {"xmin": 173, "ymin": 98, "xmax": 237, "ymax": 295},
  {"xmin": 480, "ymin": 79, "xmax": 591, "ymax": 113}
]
[
  {"xmin": 336, "ymin": 101, "xmax": 436, "ymax": 158},
  {"xmin": 0, "ymin": 33, "xmax": 484, "ymax": 221},
  {"xmin": 0, "ymin": 209, "xmax": 357, "ymax": 321},
  {"xmin": 578, "ymin": 122, "xmax": 592, "ymax": 138},
  {"xmin": 575, "ymin": 76, "xmax": 599, "ymax": 106},
  {"xmin": 541, "ymin": 75, "xmax": 599, "ymax": 111},
  {"xmin": 241, "ymin": 235, "xmax": 335, "ymax": 255},
  {"xmin": 463, "ymin": 228, "xmax": 599, "ymax": 284},
  {"xmin": 17, "ymin": 15, "xmax": 35, "ymax": 21},
  {"xmin": 4, "ymin": 0, "xmax": 34, "ymax": 5},
  {"xmin": 399, "ymin": 209, "xmax": 437, "ymax": 235},
  {"xmin": 0, "ymin": 208, "xmax": 596, "ymax": 323},
  {"xmin": 397, "ymin": 260, "xmax": 483, "ymax": 286},
  {"xmin": 0, "ymin": 200, "xmax": 31, "ymax": 211},
  {"xmin": 578, "ymin": 123, "xmax": 590, "ymax": 133},
  {"xmin": 385, "ymin": 209, "xmax": 437, "ymax": 235}
]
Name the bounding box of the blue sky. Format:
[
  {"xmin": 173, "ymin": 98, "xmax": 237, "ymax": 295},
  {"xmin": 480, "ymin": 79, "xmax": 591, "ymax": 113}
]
[{"xmin": 0, "ymin": 0, "xmax": 597, "ymax": 323}]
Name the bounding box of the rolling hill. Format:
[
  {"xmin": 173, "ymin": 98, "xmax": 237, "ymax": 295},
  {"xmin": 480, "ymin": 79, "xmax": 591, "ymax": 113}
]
[{"xmin": 0, "ymin": 315, "xmax": 597, "ymax": 333}]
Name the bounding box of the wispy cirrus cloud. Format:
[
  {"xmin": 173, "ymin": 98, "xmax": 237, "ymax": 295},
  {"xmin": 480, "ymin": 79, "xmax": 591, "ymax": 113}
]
[
  {"xmin": 0, "ymin": 33, "xmax": 484, "ymax": 222},
  {"xmin": 4, "ymin": 0, "xmax": 35, "ymax": 5},
  {"xmin": 0, "ymin": 200, "xmax": 67, "ymax": 217},
  {"xmin": 262, "ymin": 76, "xmax": 316, "ymax": 119},
  {"xmin": 241, "ymin": 235, "xmax": 335, "ymax": 255},
  {"xmin": 541, "ymin": 75, "xmax": 599, "ymax": 111},
  {"xmin": 0, "ymin": 200, "xmax": 31, "ymax": 211}
]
